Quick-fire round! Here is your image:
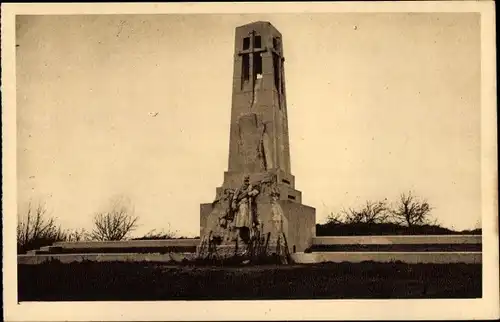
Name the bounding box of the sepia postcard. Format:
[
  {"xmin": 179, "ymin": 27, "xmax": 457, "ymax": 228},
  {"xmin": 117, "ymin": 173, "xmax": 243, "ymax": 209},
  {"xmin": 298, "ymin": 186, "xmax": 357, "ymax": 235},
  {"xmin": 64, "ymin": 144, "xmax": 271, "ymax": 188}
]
[{"xmin": 2, "ymin": 2, "xmax": 498, "ymax": 321}]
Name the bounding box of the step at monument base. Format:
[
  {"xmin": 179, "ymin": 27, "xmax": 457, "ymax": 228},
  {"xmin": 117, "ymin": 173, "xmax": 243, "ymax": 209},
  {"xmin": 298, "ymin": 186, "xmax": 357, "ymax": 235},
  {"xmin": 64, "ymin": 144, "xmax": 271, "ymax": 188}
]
[{"xmin": 292, "ymin": 251, "xmax": 482, "ymax": 264}]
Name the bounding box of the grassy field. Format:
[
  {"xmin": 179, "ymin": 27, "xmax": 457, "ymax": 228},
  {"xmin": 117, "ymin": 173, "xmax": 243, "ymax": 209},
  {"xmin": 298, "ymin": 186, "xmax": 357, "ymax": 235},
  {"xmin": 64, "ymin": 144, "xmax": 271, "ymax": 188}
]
[{"xmin": 18, "ymin": 260, "xmax": 481, "ymax": 301}]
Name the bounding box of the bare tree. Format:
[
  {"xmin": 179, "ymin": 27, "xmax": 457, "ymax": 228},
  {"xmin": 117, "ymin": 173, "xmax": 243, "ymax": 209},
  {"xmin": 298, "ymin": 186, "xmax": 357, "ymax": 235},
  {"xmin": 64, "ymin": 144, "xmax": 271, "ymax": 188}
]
[
  {"xmin": 17, "ymin": 201, "xmax": 66, "ymax": 253},
  {"xmin": 326, "ymin": 212, "xmax": 344, "ymax": 225},
  {"xmin": 90, "ymin": 196, "xmax": 138, "ymax": 241},
  {"xmin": 340, "ymin": 200, "xmax": 390, "ymax": 224},
  {"xmin": 391, "ymin": 191, "xmax": 433, "ymax": 227},
  {"xmin": 65, "ymin": 228, "xmax": 90, "ymax": 242}
]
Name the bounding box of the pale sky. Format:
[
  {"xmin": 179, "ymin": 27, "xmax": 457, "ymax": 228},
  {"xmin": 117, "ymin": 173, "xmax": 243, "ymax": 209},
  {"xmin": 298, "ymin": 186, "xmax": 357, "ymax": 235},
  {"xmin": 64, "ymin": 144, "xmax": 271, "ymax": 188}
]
[{"xmin": 16, "ymin": 13, "xmax": 481, "ymax": 237}]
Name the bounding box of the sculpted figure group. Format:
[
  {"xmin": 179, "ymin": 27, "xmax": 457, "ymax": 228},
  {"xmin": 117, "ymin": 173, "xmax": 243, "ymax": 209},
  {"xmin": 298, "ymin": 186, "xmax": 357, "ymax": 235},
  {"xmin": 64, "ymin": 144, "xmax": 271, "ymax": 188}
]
[
  {"xmin": 200, "ymin": 173, "xmax": 290, "ymax": 260},
  {"xmin": 213, "ymin": 175, "xmax": 261, "ymax": 245},
  {"xmin": 208, "ymin": 174, "xmax": 281, "ymax": 246}
]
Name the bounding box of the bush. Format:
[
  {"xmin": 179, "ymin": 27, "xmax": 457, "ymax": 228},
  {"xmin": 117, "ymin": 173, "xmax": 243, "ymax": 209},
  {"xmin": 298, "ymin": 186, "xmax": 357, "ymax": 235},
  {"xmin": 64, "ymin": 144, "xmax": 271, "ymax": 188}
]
[
  {"xmin": 333, "ymin": 200, "xmax": 390, "ymax": 225},
  {"xmin": 90, "ymin": 197, "xmax": 138, "ymax": 241},
  {"xmin": 133, "ymin": 228, "xmax": 178, "ymax": 240},
  {"xmin": 64, "ymin": 228, "xmax": 90, "ymax": 242},
  {"xmin": 459, "ymin": 228, "xmax": 482, "ymax": 235},
  {"xmin": 319, "ymin": 192, "xmax": 480, "ymax": 236},
  {"xmin": 17, "ymin": 202, "xmax": 66, "ymax": 254},
  {"xmin": 316, "ymin": 222, "xmax": 456, "ymax": 236}
]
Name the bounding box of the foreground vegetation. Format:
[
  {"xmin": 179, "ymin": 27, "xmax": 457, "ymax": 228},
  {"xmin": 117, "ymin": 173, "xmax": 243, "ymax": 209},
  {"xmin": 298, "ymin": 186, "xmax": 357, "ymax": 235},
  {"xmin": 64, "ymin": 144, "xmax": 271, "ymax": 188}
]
[{"xmin": 18, "ymin": 260, "xmax": 481, "ymax": 301}]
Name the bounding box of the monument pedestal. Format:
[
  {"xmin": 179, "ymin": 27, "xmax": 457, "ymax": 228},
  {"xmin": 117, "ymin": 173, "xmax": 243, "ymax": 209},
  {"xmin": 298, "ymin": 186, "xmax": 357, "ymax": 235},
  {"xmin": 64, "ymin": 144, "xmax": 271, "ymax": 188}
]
[
  {"xmin": 197, "ymin": 21, "xmax": 316, "ymax": 260},
  {"xmin": 200, "ymin": 199, "xmax": 315, "ymax": 254}
]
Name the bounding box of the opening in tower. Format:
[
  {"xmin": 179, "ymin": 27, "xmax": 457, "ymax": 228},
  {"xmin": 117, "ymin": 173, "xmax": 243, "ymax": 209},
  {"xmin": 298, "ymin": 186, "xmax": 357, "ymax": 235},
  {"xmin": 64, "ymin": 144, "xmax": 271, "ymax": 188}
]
[
  {"xmin": 273, "ymin": 52, "xmax": 280, "ymax": 91},
  {"xmin": 254, "ymin": 35, "xmax": 262, "ymax": 49},
  {"xmin": 243, "ymin": 37, "xmax": 250, "ymax": 50},
  {"xmin": 254, "ymin": 52, "xmax": 262, "ymax": 76},
  {"xmin": 242, "ymin": 54, "xmax": 250, "ymax": 84}
]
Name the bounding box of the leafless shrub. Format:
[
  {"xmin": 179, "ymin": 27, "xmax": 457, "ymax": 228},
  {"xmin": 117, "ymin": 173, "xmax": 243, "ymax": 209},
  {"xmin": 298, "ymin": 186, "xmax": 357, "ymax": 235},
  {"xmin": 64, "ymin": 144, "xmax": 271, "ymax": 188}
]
[
  {"xmin": 64, "ymin": 228, "xmax": 90, "ymax": 242},
  {"xmin": 17, "ymin": 201, "xmax": 66, "ymax": 253},
  {"xmin": 134, "ymin": 227, "xmax": 179, "ymax": 240},
  {"xmin": 341, "ymin": 200, "xmax": 390, "ymax": 224},
  {"xmin": 391, "ymin": 191, "xmax": 433, "ymax": 227},
  {"xmin": 90, "ymin": 196, "xmax": 138, "ymax": 241},
  {"xmin": 326, "ymin": 212, "xmax": 344, "ymax": 224}
]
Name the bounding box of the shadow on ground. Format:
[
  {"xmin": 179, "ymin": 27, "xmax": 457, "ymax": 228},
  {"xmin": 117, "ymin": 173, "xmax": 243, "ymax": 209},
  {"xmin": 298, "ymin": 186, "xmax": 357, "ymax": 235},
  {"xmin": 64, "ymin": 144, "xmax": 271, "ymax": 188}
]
[{"xmin": 18, "ymin": 260, "xmax": 481, "ymax": 301}]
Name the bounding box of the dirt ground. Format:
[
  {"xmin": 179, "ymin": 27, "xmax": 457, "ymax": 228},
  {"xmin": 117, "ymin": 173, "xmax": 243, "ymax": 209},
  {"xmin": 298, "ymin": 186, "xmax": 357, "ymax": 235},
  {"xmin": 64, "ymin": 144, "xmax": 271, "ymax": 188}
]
[{"xmin": 18, "ymin": 260, "xmax": 481, "ymax": 301}]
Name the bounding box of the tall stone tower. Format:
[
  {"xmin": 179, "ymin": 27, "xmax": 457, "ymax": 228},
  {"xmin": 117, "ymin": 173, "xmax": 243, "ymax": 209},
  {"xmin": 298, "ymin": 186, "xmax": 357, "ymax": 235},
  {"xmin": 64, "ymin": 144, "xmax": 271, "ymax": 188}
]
[
  {"xmin": 200, "ymin": 21, "xmax": 315, "ymax": 254},
  {"xmin": 221, "ymin": 21, "xmax": 301, "ymax": 200},
  {"xmin": 228, "ymin": 21, "xmax": 290, "ymax": 176}
]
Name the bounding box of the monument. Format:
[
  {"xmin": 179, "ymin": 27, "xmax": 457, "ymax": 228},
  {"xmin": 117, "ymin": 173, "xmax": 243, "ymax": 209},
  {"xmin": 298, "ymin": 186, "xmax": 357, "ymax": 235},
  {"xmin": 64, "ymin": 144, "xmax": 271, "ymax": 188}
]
[
  {"xmin": 17, "ymin": 19, "xmax": 482, "ymax": 270},
  {"xmin": 199, "ymin": 21, "xmax": 316, "ymax": 259}
]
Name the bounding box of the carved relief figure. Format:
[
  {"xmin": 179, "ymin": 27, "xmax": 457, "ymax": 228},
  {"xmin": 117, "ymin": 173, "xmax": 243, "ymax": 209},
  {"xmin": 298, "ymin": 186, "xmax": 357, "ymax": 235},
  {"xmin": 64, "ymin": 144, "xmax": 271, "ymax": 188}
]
[
  {"xmin": 268, "ymin": 186, "xmax": 289, "ymax": 259},
  {"xmin": 270, "ymin": 187, "xmax": 286, "ymax": 234},
  {"xmin": 258, "ymin": 123, "xmax": 273, "ymax": 170},
  {"xmin": 232, "ymin": 176, "xmax": 260, "ymax": 243},
  {"xmin": 203, "ymin": 189, "xmax": 235, "ymax": 244},
  {"xmin": 237, "ymin": 113, "xmax": 265, "ymax": 173}
]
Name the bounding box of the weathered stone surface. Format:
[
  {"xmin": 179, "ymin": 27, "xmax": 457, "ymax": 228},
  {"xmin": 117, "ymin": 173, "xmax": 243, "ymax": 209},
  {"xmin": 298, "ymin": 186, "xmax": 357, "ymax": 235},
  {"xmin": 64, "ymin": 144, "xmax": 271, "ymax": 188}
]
[
  {"xmin": 277, "ymin": 201, "xmax": 316, "ymax": 252},
  {"xmin": 291, "ymin": 252, "xmax": 482, "ymax": 264},
  {"xmin": 18, "ymin": 253, "xmax": 197, "ymax": 265},
  {"xmin": 228, "ymin": 22, "xmax": 291, "ymax": 175},
  {"xmin": 237, "ymin": 113, "xmax": 267, "ymax": 173},
  {"xmin": 199, "ymin": 21, "xmax": 316, "ymax": 258},
  {"xmin": 53, "ymin": 239, "xmax": 199, "ymax": 249},
  {"xmin": 312, "ymin": 235, "xmax": 482, "ymax": 245},
  {"xmin": 25, "ymin": 239, "xmax": 200, "ymax": 256}
]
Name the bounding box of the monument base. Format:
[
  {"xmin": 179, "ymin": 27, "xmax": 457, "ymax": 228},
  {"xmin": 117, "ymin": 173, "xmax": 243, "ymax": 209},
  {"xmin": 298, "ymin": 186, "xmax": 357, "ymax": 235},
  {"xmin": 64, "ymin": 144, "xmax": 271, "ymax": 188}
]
[{"xmin": 200, "ymin": 200, "xmax": 316, "ymax": 254}]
